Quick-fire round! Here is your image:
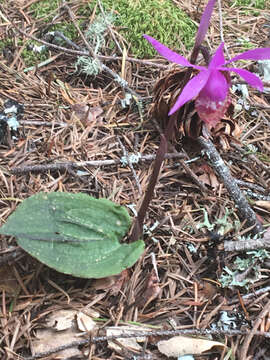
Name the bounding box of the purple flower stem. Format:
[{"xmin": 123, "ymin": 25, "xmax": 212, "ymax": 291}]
[
  {"xmin": 198, "ymin": 135, "xmax": 263, "ymax": 235},
  {"xmin": 130, "ymin": 134, "xmax": 168, "ymax": 242},
  {"xmin": 130, "ymin": 49, "xmax": 201, "ymax": 242}
]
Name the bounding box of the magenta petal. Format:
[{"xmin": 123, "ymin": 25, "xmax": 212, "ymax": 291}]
[
  {"xmin": 195, "ymin": 0, "xmax": 217, "ymax": 48},
  {"xmin": 168, "ymin": 70, "xmax": 210, "ymax": 116},
  {"xmin": 143, "ymin": 35, "xmax": 203, "ymax": 70},
  {"xmin": 209, "ymin": 43, "xmax": 226, "ymax": 69},
  {"xmin": 226, "ymin": 47, "xmax": 270, "ymax": 63},
  {"xmin": 220, "ymin": 67, "xmax": 263, "ymax": 91},
  {"xmin": 199, "ymin": 70, "xmax": 229, "ymax": 101}
]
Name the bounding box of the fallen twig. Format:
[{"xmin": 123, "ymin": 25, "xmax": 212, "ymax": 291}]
[
  {"xmin": 21, "ymin": 327, "xmax": 270, "ymax": 360},
  {"xmin": 10, "ymin": 152, "xmax": 187, "ymax": 175},
  {"xmin": 224, "ymin": 235, "xmax": 270, "ymax": 252},
  {"xmin": 198, "ymin": 136, "xmax": 263, "ymax": 234}
]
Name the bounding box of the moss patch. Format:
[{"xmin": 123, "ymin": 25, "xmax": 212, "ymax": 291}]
[
  {"xmin": 231, "ymin": 0, "xmax": 266, "ymax": 9},
  {"xmin": 90, "ymin": 0, "xmax": 196, "ymax": 58},
  {"xmin": 29, "ymin": 0, "xmax": 60, "ymax": 21}
]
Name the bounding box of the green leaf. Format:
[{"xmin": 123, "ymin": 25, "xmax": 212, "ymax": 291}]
[{"xmin": 0, "ymin": 192, "xmax": 144, "ymax": 278}]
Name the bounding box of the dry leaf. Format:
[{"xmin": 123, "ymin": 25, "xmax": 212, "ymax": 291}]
[
  {"xmin": 107, "ymin": 326, "xmax": 150, "ymax": 352},
  {"xmin": 46, "ymin": 309, "xmax": 77, "ymax": 331},
  {"xmin": 197, "ymin": 164, "xmax": 220, "ymax": 190},
  {"xmin": 157, "ymin": 335, "xmax": 225, "ymax": 357},
  {"xmin": 110, "ymin": 269, "xmax": 129, "ymax": 295},
  {"xmin": 77, "ymin": 311, "xmax": 96, "ymax": 332},
  {"xmin": 72, "ymin": 103, "xmax": 103, "ymax": 125},
  {"xmin": 198, "ymin": 280, "xmax": 217, "ymax": 300},
  {"xmin": 32, "ymin": 309, "xmax": 97, "ymax": 357},
  {"xmin": 253, "ymin": 201, "xmax": 270, "ymax": 211},
  {"xmin": 136, "ymin": 269, "xmax": 161, "ymax": 308},
  {"xmin": 33, "ymin": 328, "xmax": 81, "ymax": 359},
  {"xmin": 91, "ymin": 269, "xmax": 129, "ymax": 295}
]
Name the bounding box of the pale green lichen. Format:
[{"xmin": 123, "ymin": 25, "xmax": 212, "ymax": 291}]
[
  {"xmin": 219, "ymin": 249, "xmax": 269, "ymax": 289},
  {"xmin": 75, "ymin": 13, "xmax": 114, "ymax": 76}
]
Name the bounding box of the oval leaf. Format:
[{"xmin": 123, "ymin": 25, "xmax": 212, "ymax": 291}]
[{"xmin": 0, "ymin": 192, "xmax": 144, "ymax": 278}]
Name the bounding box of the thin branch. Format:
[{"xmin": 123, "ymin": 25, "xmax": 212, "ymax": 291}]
[
  {"xmin": 235, "ymin": 179, "xmax": 267, "ymax": 194},
  {"xmin": 228, "ymin": 285, "xmax": 270, "ymax": 305},
  {"xmin": 224, "ymin": 236, "xmax": 270, "ymax": 252},
  {"xmin": 10, "ymin": 152, "xmax": 187, "ymax": 175},
  {"xmin": 180, "ymin": 159, "xmax": 208, "ymax": 193},
  {"xmin": 22, "ymin": 328, "xmax": 270, "ymax": 360},
  {"xmin": 198, "ymin": 136, "xmax": 263, "ymax": 234}
]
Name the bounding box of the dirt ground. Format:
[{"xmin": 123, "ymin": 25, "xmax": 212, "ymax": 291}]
[{"xmin": 1, "ymin": 0, "xmax": 270, "ymax": 359}]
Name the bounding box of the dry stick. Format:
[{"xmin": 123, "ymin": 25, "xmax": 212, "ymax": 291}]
[
  {"xmin": 235, "ymin": 179, "xmax": 267, "ymax": 194},
  {"xmin": 22, "ymin": 328, "xmax": 270, "ymax": 360},
  {"xmin": 228, "ymin": 285, "xmax": 270, "ymax": 305},
  {"xmin": 180, "ymin": 159, "xmax": 208, "ymax": 193},
  {"xmin": 198, "ymin": 136, "xmax": 263, "ymax": 234},
  {"xmin": 224, "ymin": 236, "xmax": 270, "ymax": 252},
  {"xmin": 10, "ymin": 153, "xmax": 187, "ymax": 175}
]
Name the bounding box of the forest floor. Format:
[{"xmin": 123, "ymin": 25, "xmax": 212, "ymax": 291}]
[{"xmin": 1, "ymin": 0, "xmax": 270, "ymax": 359}]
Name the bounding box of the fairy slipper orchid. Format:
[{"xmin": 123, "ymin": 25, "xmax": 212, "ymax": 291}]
[{"xmin": 144, "ymin": 35, "xmax": 270, "ymax": 127}]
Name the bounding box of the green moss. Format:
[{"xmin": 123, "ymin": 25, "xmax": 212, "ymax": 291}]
[
  {"xmin": 50, "ymin": 23, "xmax": 80, "ymax": 41},
  {"xmin": 0, "ymin": 38, "xmax": 13, "ymax": 51},
  {"xmin": 29, "ymin": 0, "xmax": 60, "ymax": 21},
  {"xmin": 237, "ymin": 38, "xmax": 256, "ymax": 50},
  {"xmin": 231, "ymin": 0, "xmax": 266, "ymax": 9},
  {"xmin": 21, "ymin": 45, "xmax": 49, "ymax": 67},
  {"xmin": 89, "ymin": 0, "xmax": 196, "ymax": 58}
]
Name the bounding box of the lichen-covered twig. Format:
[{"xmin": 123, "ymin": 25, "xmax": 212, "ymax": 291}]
[
  {"xmin": 224, "ymin": 232, "xmax": 270, "ymax": 252},
  {"xmin": 23, "ymin": 327, "xmax": 270, "ymax": 360},
  {"xmin": 198, "ymin": 136, "xmax": 263, "ymax": 234},
  {"xmin": 10, "ymin": 152, "xmax": 187, "ymax": 175}
]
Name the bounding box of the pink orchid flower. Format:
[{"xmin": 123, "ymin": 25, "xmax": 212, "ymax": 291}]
[{"xmin": 144, "ymin": 35, "xmax": 270, "ymax": 127}]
